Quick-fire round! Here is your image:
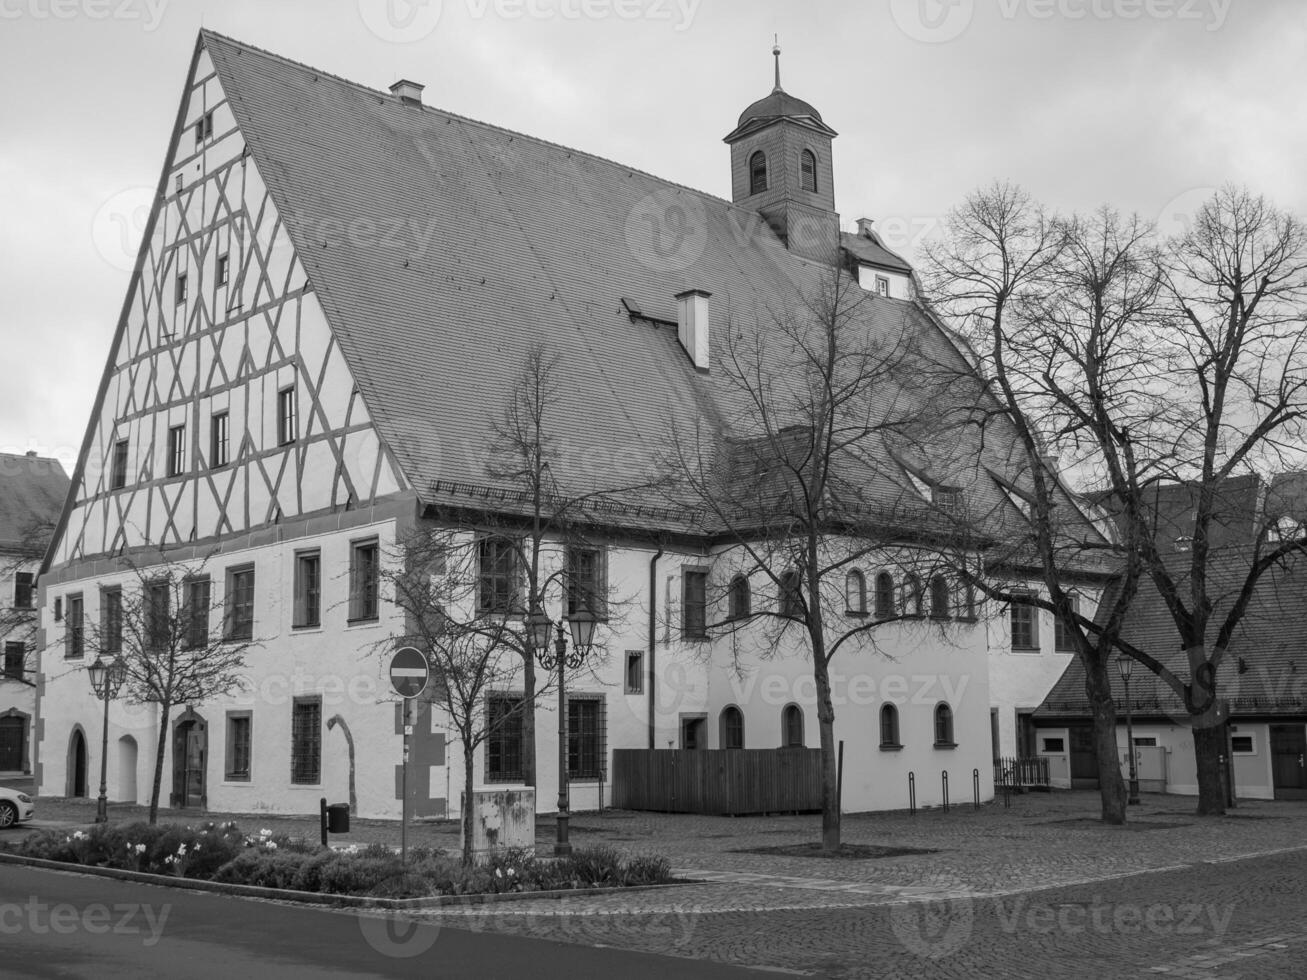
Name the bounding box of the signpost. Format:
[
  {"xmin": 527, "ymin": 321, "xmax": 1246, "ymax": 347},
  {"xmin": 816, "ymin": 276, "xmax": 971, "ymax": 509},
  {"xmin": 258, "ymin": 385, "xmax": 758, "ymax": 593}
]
[{"xmin": 389, "ymin": 647, "xmax": 430, "ymax": 864}]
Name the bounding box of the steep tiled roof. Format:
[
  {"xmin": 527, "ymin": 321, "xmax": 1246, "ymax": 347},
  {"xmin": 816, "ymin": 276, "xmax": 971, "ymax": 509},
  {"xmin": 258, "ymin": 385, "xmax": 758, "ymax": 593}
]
[
  {"xmin": 200, "ymin": 32, "xmax": 1096, "ymax": 547},
  {"xmin": 841, "ymin": 231, "xmax": 913, "ymax": 274},
  {"xmin": 0, "ymin": 453, "xmax": 69, "ymax": 552}
]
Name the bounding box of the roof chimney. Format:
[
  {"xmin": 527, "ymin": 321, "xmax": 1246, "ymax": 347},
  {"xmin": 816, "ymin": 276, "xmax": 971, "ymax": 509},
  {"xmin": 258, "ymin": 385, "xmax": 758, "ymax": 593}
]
[
  {"xmin": 856, "ymin": 217, "xmax": 875, "ymax": 238},
  {"xmin": 389, "ymin": 79, "xmax": 425, "ymax": 106},
  {"xmin": 676, "ymin": 290, "xmax": 711, "ymax": 373}
]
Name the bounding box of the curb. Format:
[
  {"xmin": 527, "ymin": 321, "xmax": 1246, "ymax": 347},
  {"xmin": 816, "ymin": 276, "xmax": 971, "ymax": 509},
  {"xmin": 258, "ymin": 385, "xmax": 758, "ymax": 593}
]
[{"xmin": 0, "ymin": 851, "xmax": 684, "ymax": 910}]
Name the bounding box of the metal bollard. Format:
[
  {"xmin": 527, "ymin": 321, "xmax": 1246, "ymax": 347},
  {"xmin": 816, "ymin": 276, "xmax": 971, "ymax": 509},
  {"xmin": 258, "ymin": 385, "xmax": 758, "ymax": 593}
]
[
  {"xmin": 973, "ymin": 768, "xmax": 981, "ymax": 810},
  {"xmin": 942, "ymin": 770, "xmax": 950, "ymax": 812},
  {"xmin": 909, "ymin": 771, "xmax": 916, "ymax": 816}
]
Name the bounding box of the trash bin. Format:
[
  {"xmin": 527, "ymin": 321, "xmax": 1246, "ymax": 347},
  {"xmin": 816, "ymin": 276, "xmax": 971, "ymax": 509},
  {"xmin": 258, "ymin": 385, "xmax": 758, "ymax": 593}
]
[{"xmin": 326, "ymin": 803, "xmax": 350, "ymax": 834}]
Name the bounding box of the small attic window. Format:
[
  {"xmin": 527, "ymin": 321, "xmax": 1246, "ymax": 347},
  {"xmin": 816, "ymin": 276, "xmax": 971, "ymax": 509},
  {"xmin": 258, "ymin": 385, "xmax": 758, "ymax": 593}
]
[
  {"xmin": 876, "ymin": 276, "xmax": 890, "ymax": 297},
  {"xmin": 175, "ymin": 272, "xmax": 188, "ymax": 306},
  {"xmin": 749, "ymin": 151, "xmax": 768, "ymax": 195},
  {"xmin": 217, "ymin": 253, "xmax": 229, "ymax": 286},
  {"xmin": 194, "ymin": 111, "xmax": 214, "ymax": 146},
  {"xmin": 800, "ymin": 149, "xmax": 817, "ymax": 193}
]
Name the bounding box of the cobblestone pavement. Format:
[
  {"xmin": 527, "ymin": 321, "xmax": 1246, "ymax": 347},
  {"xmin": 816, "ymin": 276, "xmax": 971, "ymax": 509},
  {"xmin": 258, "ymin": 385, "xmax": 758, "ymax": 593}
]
[{"xmin": 12, "ymin": 788, "xmax": 1307, "ymax": 976}]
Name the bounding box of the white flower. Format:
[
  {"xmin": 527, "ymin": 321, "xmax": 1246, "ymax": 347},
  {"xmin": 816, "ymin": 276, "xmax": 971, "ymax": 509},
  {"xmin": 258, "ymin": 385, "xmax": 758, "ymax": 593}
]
[
  {"xmin": 495, "ymin": 868, "xmax": 503, "ymax": 878},
  {"xmin": 266, "ymin": 841, "xmax": 277, "ymax": 851},
  {"xmin": 259, "ymin": 828, "xmax": 272, "ymax": 838},
  {"xmin": 507, "ymin": 868, "xmax": 515, "ymax": 876}
]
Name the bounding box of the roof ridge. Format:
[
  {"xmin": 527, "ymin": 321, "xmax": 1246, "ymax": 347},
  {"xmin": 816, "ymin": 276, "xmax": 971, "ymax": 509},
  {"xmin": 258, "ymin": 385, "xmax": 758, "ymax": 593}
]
[{"xmin": 198, "ymin": 29, "xmax": 805, "ymax": 230}]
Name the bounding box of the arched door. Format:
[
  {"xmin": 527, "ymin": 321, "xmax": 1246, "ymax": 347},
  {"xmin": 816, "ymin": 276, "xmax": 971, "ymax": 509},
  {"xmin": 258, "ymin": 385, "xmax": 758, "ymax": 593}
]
[
  {"xmin": 117, "ymin": 735, "xmax": 138, "ymax": 803},
  {"xmin": 67, "ymin": 729, "xmax": 88, "ymax": 798}
]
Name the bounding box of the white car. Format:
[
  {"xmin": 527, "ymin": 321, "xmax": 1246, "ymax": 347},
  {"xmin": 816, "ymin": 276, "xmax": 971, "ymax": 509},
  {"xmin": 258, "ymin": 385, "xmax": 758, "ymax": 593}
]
[{"xmin": 0, "ymin": 786, "xmax": 34, "ymax": 827}]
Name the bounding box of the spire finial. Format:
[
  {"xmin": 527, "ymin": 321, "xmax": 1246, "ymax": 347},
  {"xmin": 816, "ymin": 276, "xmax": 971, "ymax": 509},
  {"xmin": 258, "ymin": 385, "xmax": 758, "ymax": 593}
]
[{"xmin": 772, "ymin": 35, "xmax": 782, "ymax": 93}]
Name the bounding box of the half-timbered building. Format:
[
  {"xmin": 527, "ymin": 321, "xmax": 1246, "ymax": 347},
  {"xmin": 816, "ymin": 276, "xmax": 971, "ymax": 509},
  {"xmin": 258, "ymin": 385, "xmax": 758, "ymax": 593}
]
[{"xmin": 36, "ymin": 32, "xmax": 1095, "ymax": 819}]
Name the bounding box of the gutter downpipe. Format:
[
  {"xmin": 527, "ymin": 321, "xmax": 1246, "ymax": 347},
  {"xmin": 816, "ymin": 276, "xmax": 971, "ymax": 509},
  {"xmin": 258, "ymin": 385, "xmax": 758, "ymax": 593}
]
[{"xmin": 648, "ymin": 542, "xmax": 665, "ymax": 749}]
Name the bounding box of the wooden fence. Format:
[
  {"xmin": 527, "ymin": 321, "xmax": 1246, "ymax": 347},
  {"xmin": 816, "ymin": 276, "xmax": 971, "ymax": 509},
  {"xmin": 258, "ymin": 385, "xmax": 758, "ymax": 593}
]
[{"xmin": 612, "ymin": 748, "xmax": 822, "ymax": 815}]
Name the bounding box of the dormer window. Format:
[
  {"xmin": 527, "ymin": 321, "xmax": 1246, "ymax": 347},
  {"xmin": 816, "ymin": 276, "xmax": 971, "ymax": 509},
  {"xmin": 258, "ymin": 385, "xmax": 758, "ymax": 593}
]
[
  {"xmin": 749, "ymin": 151, "xmax": 768, "ymax": 195},
  {"xmin": 876, "ymin": 276, "xmax": 890, "ymax": 297},
  {"xmin": 800, "ymin": 149, "xmax": 817, "ymax": 193}
]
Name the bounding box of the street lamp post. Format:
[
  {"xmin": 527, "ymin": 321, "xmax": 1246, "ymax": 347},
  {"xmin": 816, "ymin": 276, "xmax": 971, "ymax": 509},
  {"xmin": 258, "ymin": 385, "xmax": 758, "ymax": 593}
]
[
  {"xmin": 527, "ymin": 605, "xmax": 595, "ymax": 856},
  {"xmin": 1117, "ymin": 655, "xmax": 1141, "ymax": 806},
  {"xmin": 86, "ymin": 655, "xmax": 128, "ymax": 823}
]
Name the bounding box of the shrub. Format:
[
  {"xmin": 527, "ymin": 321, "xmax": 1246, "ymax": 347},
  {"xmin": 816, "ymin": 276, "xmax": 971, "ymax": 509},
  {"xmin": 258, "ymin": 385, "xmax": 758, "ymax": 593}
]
[
  {"xmin": 211, "ymin": 850, "xmax": 312, "ymax": 889},
  {"xmin": 317, "ymin": 854, "xmax": 405, "ymax": 895},
  {"xmin": 560, "ymin": 846, "xmax": 625, "ymax": 887},
  {"xmin": 621, "ymin": 854, "xmax": 672, "ymax": 886}
]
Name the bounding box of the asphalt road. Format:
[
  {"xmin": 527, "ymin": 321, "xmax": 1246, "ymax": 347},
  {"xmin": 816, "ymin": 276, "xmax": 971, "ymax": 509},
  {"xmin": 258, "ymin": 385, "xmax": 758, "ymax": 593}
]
[{"xmin": 0, "ymin": 863, "xmax": 771, "ymax": 979}]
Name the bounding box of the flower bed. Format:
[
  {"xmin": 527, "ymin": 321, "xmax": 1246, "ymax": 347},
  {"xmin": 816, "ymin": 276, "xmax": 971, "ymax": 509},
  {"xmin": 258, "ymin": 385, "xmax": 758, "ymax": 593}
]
[{"xmin": 4, "ymin": 822, "xmax": 671, "ymax": 899}]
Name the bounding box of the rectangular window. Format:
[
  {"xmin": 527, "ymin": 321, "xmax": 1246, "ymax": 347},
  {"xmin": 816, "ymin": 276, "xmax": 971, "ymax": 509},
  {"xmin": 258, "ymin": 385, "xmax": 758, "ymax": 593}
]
[
  {"xmin": 1132, "ymin": 736, "xmax": 1158, "ymax": 747},
  {"xmin": 1230, "ymin": 734, "xmax": 1255, "ymax": 755},
  {"xmin": 3, "ymin": 642, "xmax": 24, "ymax": 681},
  {"xmin": 65, "ymin": 593, "xmax": 84, "ymax": 659},
  {"xmin": 277, "ymin": 386, "xmax": 297, "ymax": 446},
  {"xmin": 194, "ymin": 110, "xmax": 213, "ymax": 145},
  {"xmin": 565, "ymin": 546, "xmax": 606, "ymax": 619},
  {"xmin": 876, "ymin": 276, "xmax": 890, "ymax": 296},
  {"xmin": 13, "ymin": 572, "xmax": 34, "ymax": 609},
  {"xmin": 567, "ymin": 695, "xmax": 605, "ymax": 780},
  {"xmin": 476, "ymin": 537, "xmax": 520, "ymax": 616},
  {"xmin": 682, "ymin": 569, "xmax": 708, "ymax": 639},
  {"xmin": 210, "ymin": 412, "xmax": 229, "ymax": 468},
  {"xmin": 1053, "ymin": 595, "xmax": 1079, "ymax": 652},
  {"xmin": 486, "ymin": 695, "xmax": 524, "ymax": 782},
  {"xmin": 101, "ymin": 586, "xmax": 123, "ymax": 654},
  {"xmin": 167, "ymin": 424, "xmax": 186, "ymax": 478},
  {"xmin": 110, "ymin": 439, "xmax": 129, "ymax": 490},
  {"xmin": 224, "ymin": 566, "xmax": 255, "ymax": 641},
  {"xmin": 294, "ymin": 551, "xmax": 322, "ymax": 629},
  {"xmin": 1010, "ymin": 595, "xmax": 1039, "ymax": 651},
  {"xmin": 225, "ymin": 712, "xmax": 252, "ymax": 781},
  {"xmin": 290, "ymin": 697, "xmax": 321, "ymax": 784},
  {"xmin": 183, "ymin": 577, "xmax": 210, "ymax": 649},
  {"xmin": 625, "ymin": 651, "xmax": 644, "ymax": 694},
  {"xmin": 1041, "ymin": 737, "xmax": 1065, "ymax": 753},
  {"xmin": 348, "ymin": 540, "xmax": 379, "ymax": 622},
  {"xmin": 216, "ymin": 253, "xmax": 229, "ymax": 286},
  {"xmin": 146, "ymin": 581, "xmax": 170, "ymax": 652},
  {"xmin": 176, "ymin": 272, "xmax": 188, "ymax": 306}
]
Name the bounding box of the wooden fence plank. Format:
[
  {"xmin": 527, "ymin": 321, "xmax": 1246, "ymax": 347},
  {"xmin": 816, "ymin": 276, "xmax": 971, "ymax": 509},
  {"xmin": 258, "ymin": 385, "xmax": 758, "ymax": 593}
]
[{"xmin": 613, "ymin": 749, "xmax": 822, "ymax": 815}]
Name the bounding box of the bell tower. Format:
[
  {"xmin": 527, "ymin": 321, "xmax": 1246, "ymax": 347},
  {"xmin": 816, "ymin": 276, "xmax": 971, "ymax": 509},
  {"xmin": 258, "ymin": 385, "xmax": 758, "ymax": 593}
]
[{"xmin": 724, "ymin": 42, "xmax": 840, "ymax": 264}]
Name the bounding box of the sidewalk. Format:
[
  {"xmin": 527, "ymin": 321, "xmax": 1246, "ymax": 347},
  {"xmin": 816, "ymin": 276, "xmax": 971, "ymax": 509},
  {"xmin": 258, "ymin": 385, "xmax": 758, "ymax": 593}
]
[{"xmin": 16, "ymin": 789, "xmax": 1307, "ymax": 917}]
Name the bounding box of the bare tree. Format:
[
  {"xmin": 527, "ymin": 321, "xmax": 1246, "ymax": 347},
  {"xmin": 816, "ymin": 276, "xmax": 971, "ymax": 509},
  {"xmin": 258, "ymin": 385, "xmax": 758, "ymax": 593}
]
[
  {"xmin": 80, "ymin": 553, "xmax": 256, "ymax": 823},
  {"xmin": 383, "ymin": 530, "xmax": 547, "ymax": 866},
  {"xmin": 923, "ymin": 182, "xmax": 1307, "ymax": 817},
  {"xmin": 665, "ymin": 268, "xmax": 966, "ymax": 852}
]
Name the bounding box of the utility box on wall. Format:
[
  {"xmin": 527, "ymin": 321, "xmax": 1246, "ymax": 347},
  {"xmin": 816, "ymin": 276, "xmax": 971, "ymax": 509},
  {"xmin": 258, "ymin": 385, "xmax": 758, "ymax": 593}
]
[{"xmin": 460, "ymin": 788, "xmax": 535, "ymax": 862}]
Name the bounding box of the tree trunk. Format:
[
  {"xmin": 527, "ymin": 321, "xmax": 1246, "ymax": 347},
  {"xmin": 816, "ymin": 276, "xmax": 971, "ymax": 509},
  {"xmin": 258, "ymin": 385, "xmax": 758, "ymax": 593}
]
[
  {"xmin": 812, "ymin": 653, "xmax": 840, "ymax": 852},
  {"xmin": 461, "ymin": 742, "xmax": 476, "ymax": 867},
  {"xmin": 1192, "ymin": 720, "xmax": 1227, "ymax": 816},
  {"xmin": 1084, "ymin": 656, "xmax": 1127, "ymax": 825},
  {"xmin": 521, "ymin": 657, "xmax": 536, "ymax": 788},
  {"xmin": 148, "ymin": 702, "xmax": 171, "ymax": 825}
]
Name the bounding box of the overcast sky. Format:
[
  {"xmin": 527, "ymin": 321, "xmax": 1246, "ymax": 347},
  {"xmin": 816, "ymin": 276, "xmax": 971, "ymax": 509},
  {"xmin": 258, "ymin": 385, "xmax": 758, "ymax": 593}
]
[{"xmin": 2, "ymin": 0, "xmax": 1304, "ymax": 474}]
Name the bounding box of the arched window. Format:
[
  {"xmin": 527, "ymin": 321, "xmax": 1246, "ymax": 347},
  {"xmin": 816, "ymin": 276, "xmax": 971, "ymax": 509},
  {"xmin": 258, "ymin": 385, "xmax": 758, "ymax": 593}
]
[
  {"xmin": 749, "ymin": 150, "xmax": 768, "ymax": 195},
  {"xmin": 930, "ymin": 575, "xmax": 951, "ymax": 620},
  {"xmin": 782, "ymin": 704, "xmax": 804, "ymax": 747},
  {"xmin": 728, "ymin": 574, "xmax": 751, "ymax": 621},
  {"xmin": 845, "ymin": 570, "xmax": 867, "ymax": 615},
  {"xmin": 800, "ymin": 149, "xmax": 817, "ymax": 193},
  {"xmin": 879, "ymin": 704, "xmax": 900, "ymax": 748},
  {"xmin": 934, "ymin": 703, "xmax": 954, "ymax": 746},
  {"xmin": 961, "ymin": 582, "xmax": 978, "ymax": 621},
  {"xmin": 905, "ymin": 574, "xmax": 924, "ymax": 618},
  {"xmin": 780, "ymin": 569, "xmax": 803, "ymax": 618},
  {"xmin": 720, "ymin": 706, "xmax": 744, "ymax": 749},
  {"xmin": 875, "ymin": 572, "xmax": 895, "ymax": 619}
]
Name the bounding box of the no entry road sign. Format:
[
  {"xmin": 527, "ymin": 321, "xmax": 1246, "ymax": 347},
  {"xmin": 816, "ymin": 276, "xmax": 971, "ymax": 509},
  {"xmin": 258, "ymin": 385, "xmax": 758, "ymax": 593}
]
[{"xmin": 389, "ymin": 647, "xmax": 429, "ymax": 699}]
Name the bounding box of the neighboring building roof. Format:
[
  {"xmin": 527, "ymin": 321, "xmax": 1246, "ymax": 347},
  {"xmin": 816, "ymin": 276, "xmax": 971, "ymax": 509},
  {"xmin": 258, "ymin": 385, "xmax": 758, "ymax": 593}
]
[
  {"xmin": 841, "ymin": 230, "xmax": 914, "ymax": 274},
  {"xmin": 0, "ymin": 453, "xmax": 69, "ymax": 552},
  {"xmin": 1036, "ymin": 476, "xmax": 1307, "ymax": 721}
]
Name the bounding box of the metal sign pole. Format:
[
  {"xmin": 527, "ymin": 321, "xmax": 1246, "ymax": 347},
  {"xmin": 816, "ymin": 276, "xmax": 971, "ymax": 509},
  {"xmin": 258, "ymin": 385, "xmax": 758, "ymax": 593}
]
[{"xmin": 401, "ymin": 697, "xmax": 411, "ymax": 866}]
